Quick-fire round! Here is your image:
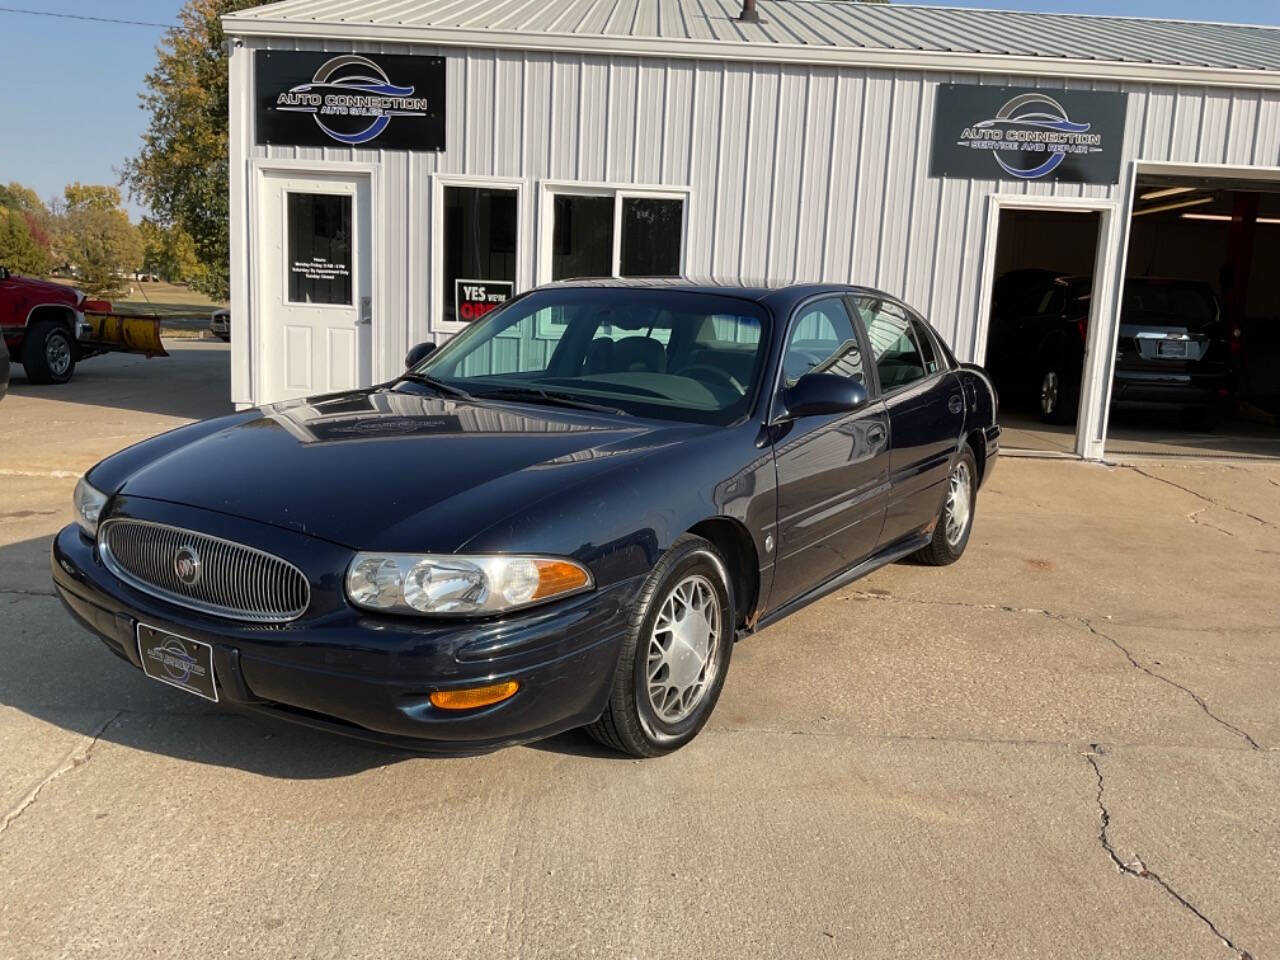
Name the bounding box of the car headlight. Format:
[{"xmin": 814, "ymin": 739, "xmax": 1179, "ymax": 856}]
[
  {"xmin": 73, "ymin": 476, "xmax": 108, "ymax": 538},
  {"xmin": 345, "ymin": 553, "xmax": 593, "ymax": 616}
]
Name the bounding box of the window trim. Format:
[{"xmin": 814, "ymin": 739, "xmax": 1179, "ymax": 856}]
[
  {"xmin": 768, "ymin": 291, "xmax": 873, "ymax": 424},
  {"xmin": 536, "ymin": 180, "xmax": 691, "ymax": 285},
  {"xmin": 854, "ymin": 293, "xmax": 942, "ymax": 400},
  {"xmin": 281, "ymin": 186, "xmax": 358, "ymax": 310},
  {"xmin": 430, "ymin": 174, "xmax": 527, "ymax": 336}
]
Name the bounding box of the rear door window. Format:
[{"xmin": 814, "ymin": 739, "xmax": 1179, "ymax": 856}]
[{"xmin": 856, "ymin": 298, "xmax": 929, "ymax": 393}]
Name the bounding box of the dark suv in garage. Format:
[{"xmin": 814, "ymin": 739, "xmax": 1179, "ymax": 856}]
[{"xmin": 986, "ymin": 273, "xmax": 1232, "ymax": 426}]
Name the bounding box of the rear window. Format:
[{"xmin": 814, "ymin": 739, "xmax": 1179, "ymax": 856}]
[{"xmin": 1123, "ymin": 281, "xmax": 1218, "ymax": 327}]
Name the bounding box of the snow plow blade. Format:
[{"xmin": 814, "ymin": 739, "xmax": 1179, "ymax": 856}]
[{"xmin": 83, "ymin": 312, "xmax": 169, "ymax": 359}]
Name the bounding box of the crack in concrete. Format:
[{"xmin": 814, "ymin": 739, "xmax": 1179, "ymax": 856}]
[
  {"xmin": 1126, "ymin": 465, "xmax": 1277, "ymax": 532},
  {"xmin": 1186, "ymin": 505, "xmax": 1237, "ymax": 538},
  {"xmin": 0, "ymin": 588, "xmax": 58, "ymax": 599},
  {"xmin": 846, "ymin": 591, "xmax": 1263, "ymax": 751},
  {"xmin": 0, "ymin": 710, "xmax": 120, "ymax": 838},
  {"xmin": 1086, "ymin": 746, "xmax": 1253, "ymax": 960},
  {"xmin": 1073, "ymin": 617, "xmax": 1263, "ymax": 752}
]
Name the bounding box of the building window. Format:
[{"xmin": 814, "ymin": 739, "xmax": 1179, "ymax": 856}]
[
  {"xmin": 549, "ymin": 191, "xmax": 685, "ymax": 281},
  {"xmin": 552, "ymin": 194, "xmax": 614, "ymax": 281},
  {"xmin": 619, "ymin": 197, "xmax": 683, "ymax": 277},
  {"xmin": 443, "ymin": 186, "xmax": 518, "ymax": 324},
  {"xmin": 287, "ymin": 192, "xmax": 352, "ymax": 305}
]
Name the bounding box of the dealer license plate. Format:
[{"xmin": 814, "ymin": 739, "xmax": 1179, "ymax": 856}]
[
  {"xmin": 1157, "ymin": 340, "xmax": 1188, "ymax": 358},
  {"xmin": 137, "ymin": 624, "xmax": 218, "ymax": 702}
]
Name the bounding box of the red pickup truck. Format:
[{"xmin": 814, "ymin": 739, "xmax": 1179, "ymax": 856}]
[{"xmin": 0, "ymin": 265, "xmax": 95, "ymax": 384}]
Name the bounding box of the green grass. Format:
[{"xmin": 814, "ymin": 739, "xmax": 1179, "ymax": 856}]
[
  {"xmin": 44, "ymin": 277, "xmax": 227, "ymax": 319},
  {"xmin": 113, "ymin": 280, "xmax": 227, "ymax": 319}
]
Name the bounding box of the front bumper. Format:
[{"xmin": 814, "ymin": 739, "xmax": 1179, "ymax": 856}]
[
  {"xmin": 1111, "ymin": 369, "xmax": 1229, "ymax": 411},
  {"xmin": 52, "ymin": 523, "xmax": 638, "ymax": 754}
]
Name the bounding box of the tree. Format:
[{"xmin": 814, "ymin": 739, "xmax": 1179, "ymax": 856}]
[
  {"xmin": 125, "ymin": 0, "xmax": 261, "ymax": 302},
  {"xmin": 140, "ymin": 218, "xmax": 204, "ymax": 284},
  {"xmin": 55, "ymin": 184, "xmax": 142, "ymax": 296},
  {"xmin": 0, "ymin": 205, "xmax": 52, "ymax": 277},
  {"xmin": 63, "ymin": 183, "xmax": 126, "ymax": 213},
  {"xmin": 0, "ymin": 182, "xmax": 57, "ymax": 271}
]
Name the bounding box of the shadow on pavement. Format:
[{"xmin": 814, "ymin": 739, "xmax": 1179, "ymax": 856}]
[
  {"xmin": 4, "ymin": 533, "xmax": 584, "ymax": 779},
  {"xmin": 4, "ymin": 342, "xmax": 235, "ymax": 422}
]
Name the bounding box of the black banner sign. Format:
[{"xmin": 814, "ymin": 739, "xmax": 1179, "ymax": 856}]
[
  {"xmin": 455, "ymin": 279, "xmax": 513, "ymax": 323},
  {"xmin": 929, "ymin": 85, "xmax": 1126, "ymax": 184},
  {"xmin": 256, "ymin": 51, "xmax": 445, "ymax": 151}
]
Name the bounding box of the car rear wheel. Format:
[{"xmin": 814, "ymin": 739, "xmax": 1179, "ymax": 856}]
[
  {"xmin": 584, "ymin": 535, "xmax": 734, "ymax": 757},
  {"xmin": 22, "ymin": 321, "xmax": 77, "ymax": 385},
  {"xmin": 1038, "ymin": 366, "xmax": 1077, "ymax": 425},
  {"xmin": 912, "ymin": 445, "xmax": 978, "ymax": 566}
]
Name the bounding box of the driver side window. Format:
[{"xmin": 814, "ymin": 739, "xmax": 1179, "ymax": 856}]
[{"xmin": 781, "ymin": 298, "xmax": 864, "ymax": 387}]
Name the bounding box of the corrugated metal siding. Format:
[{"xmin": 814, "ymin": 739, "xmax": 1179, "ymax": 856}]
[
  {"xmin": 228, "ymin": 0, "xmax": 1280, "ymax": 74},
  {"xmin": 235, "ymin": 37, "xmax": 1280, "ymax": 402}
]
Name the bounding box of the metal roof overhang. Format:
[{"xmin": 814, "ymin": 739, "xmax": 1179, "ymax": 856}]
[{"xmin": 222, "ymin": 16, "xmax": 1280, "ymax": 92}]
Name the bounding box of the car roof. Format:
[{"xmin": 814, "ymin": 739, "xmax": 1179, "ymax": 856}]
[
  {"xmin": 1058, "ymin": 274, "xmax": 1214, "ymax": 289},
  {"xmin": 536, "ymin": 275, "xmax": 895, "ymax": 307}
]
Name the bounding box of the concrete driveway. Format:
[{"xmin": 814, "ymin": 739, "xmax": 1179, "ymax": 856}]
[{"xmin": 1, "ymin": 342, "xmax": 1276, "ymax": 960}]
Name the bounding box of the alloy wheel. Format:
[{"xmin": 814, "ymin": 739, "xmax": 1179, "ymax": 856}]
[
  {"xmin": 1040, "ymin": 370, "xmax": 1059, "ymax": 416},
  {"xmin": 944, "ymin": 460, "xmax": 972, "ymax": 547},
  {"xmin": 46, "ymin": 332, "xmax": 72, "ymax": 377},
  {"xmin": 646, "ymin": 573, "xmax": 723, "ymax": 724}
]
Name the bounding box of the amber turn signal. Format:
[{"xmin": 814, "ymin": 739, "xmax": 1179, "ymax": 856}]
[
  {"xmin": 532, "ymin": 559, "xmax": 591, "ymax": 600},
  {"xmin": 429, "ymin": 681, "xmax": 520, "ymax": 710}
]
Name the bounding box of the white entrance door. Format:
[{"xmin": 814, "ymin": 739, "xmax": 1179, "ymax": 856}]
[{"xmin": 259, "ymin": 170, "xmax": 372, "ymax": 403}]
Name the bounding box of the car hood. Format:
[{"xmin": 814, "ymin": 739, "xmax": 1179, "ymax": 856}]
[
  {"xmin": 115, "ymin": 386, "xmax": 708, "ymax": 551},
  {"xmin": 7, "ymin": 275, "xmax": 82, "ymax": 306}
]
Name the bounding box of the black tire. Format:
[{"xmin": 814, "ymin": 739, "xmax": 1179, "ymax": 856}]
[
  {"xmin": 216, "ymin": 333, "xmax": 231, "ymax": 342},
  {"xmin": 584, "ymin": 535, "xmax": 735, "ymax": 758},
  {"xmin": 21, "ymin": 320, "xmax": 77, "ymax": 385},
  {"xmin": 1037, "ymin": 365, "xmax": 1077, "ymax": 425},
  {"xmin": 912, "ymin": 445, "xmax": 978, "ymax": 566}
]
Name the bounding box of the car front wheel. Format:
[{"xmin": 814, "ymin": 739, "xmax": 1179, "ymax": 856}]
[
  {"xmin": 22, "ymin": 321, "xmax": 77, "ymax": 385},
  {"xmin": 585, "ymin": 534, "xmax": 734, "ymax": 757}
]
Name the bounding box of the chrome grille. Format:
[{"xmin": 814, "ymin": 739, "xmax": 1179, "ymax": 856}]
[{"xmin": 99, "ymin": 519, "xmax": 310, "ymax": 623}]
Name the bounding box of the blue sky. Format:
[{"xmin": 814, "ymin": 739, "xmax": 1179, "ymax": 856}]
[{"xmin": 1, "ymin": 0, "xmax": 1278, "ymax": 221}]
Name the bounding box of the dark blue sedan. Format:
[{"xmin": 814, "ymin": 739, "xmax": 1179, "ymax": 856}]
[{"xmin": 53, "ymin": 280, "xmax": 1000, "ymax": 757}]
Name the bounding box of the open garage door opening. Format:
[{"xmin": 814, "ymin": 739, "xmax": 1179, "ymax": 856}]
[
  {"xmin": 983, "ymin": 209, "xmax": 1103, "ymax": 454},
  {"xmin": 1103, "ymin": 175, "xmax": 1280, "ymax": 459}
]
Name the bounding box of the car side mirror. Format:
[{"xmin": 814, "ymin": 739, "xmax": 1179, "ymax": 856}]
[
  {"xmin": 405, "ymin": 341, "xmax": 436, "ymax": 368},
  {"xmin": 781, "ymin": 373, "xmax": 868, "ymax": 419}
]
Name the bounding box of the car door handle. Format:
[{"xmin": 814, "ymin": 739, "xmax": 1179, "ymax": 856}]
[
  {"xmin": 948, "ymin": 395, "xmax": 964, "ymax": 415},
  {"xmin": 867, "ymin": 424, "xmax": 886, "ymax": 445}
]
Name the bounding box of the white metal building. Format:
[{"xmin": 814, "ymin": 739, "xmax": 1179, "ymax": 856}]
[{"xmin": 223, "ymin": 0, "xmax": 1280, "ymax": 461}]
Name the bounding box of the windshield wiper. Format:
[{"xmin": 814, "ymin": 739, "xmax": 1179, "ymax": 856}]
[
  {"xmin": 475, "ymin": 385, "xmax": 631, "ymax": 417},
  {"xmin": 396, "ymin": 372, "xmax": 474, "ymax": 401}
]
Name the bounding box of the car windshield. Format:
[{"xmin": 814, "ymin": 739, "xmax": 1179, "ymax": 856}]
[{"xmin": 412, "ymin": 288, "xmax": 771, "ymax": 425}]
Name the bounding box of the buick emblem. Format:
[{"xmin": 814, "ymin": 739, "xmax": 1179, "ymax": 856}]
[{"xmin": 174, "ymin": 545, "xmax": 202, "ymax": 586}]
